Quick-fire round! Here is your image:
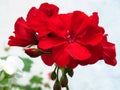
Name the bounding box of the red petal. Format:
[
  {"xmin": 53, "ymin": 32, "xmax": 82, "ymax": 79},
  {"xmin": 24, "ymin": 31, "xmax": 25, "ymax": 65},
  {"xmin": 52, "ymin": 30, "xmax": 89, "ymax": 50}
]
[
  {"xmin": 39, "ymin": 3, "xmax": 59, "ymax": 17},
  {"xmin": 66, "ymin": 42, "xmax": 91, "ymax": 60},
  {"xmin": 48, "ymin": 14, "xmax": 72, "ymax": 39},
  {"xmin": 52, "ymin": 44, "xmax": 70, "ymax": 67},
  {"xmin": 8, "ymin": 36, "xmax": 31, "ymax": 47},
  {"xmin": 14, "ymin": 17, "xmax": 35, "ymax": 38},
  {"xmin": 26, "ymin": 7, "xmax": 49, "ymax": 35},
  {"xmin": 102, "ymin": 36, "xmax": 117, "ymax": 66},
  {"xmin": 67, "ymin": 59, "xmax": 78, "ymax": 69},
  {"xmin": 41, "ymin": 54, "xmax": 54, "ymax": 66},
  {"xmin": 8, "ymin": 17, "xmax": 36, "ymax": 47},
  {"xmin": 80, "ymin": 45, "xmax": 102, "ymax": 65},
  {"xmin": 76, "ymin": 26, "xmax": 104, "ymax": 46},
  {"xmin": 89, "ymin": 12, "xmax": 99, "ymax": 26},
  {"xmin": 38, "ymin": 36, "xmax": 66, "ymax": 50},
  {"xmin": 70, "ymin": 11, "xmax": 89, "ymax": 36},
  {"xmin": 27, "ymin": 10, "xmax": 48, "ymax": 33},
  {"xmin": 26, "ymin": 7, "xmax": 37, "ymax": 24}
]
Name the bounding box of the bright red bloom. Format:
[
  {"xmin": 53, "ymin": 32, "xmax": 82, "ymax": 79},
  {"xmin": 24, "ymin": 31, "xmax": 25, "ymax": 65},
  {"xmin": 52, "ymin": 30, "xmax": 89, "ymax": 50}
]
[
  {"xmin": 38, "ymin": 11, "xmax": 104, "ymax": 68},
  {"xmin": 7, "ymin": 2, "xmax": 117, "ymax": 70},
  {"xmin": 8, "ymin": 17, "xmax": 38, "ymax": 47},
  {"xmin": 26, "ymin": 3, "xmax": 59, "ymax": 37}
]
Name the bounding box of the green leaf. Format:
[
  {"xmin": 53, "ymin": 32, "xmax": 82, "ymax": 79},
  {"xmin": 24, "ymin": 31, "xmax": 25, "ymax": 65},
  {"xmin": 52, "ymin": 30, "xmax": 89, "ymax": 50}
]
[
  {"xmin": 19, "ymin": 57, "xmax": 33, "ymax": 72},
  {"xmin": 12, "ymin": 84, "xmax": 42, "ymax": 90},
  {"xmin": 1, "ymin": 56, "xmax": 8, "ymax": 60},
  {"xmin": 24, "ymin": 85, "xmax": 33, "ymax": 90},
  {"xmin": 0, "ymin": 87, "xmax": 3, "ymax": 90},
  {"xmin": 3, "ymin": 86, "xmax": 11, "ymax": 90},
  {"xmin": 11, "ymin": 84, "xmax": 23, "ymax": 89},
  {"xmin": 30, "ymin": 75, "xmax": 43, "ymax": 84},
  {"xmin": 33, "ymin": 87, "xmax": 42, "ymax": 90},
  {"xmin": 0, "ymin": 78, "xmax": 9, "ymax": 85}
]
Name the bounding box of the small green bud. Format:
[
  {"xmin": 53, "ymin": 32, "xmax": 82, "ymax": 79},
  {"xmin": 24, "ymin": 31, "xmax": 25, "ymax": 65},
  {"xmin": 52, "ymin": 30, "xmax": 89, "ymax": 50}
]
[
  {"xmin": 60, "ymin": 75, "xmax": 68, "ymax": 87},
  {"xmin": 51, "ymin": 71, "xmax": 57, "ymax": 80},
  {"xmin": 67, "ymin": 69, "xmax": 74, "ymax": 77},
  {"xmin": 53, "ymin": 79, "xmax": 61, "ymax": 90}
]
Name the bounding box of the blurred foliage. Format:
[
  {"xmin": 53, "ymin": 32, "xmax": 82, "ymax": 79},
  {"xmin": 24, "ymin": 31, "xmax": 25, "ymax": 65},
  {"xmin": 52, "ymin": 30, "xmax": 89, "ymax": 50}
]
[
  {"xmin": 19, "ymin": 57, "xmax": 33, "ymax": 72},
  {"xmin": 30, "ymin": 75, "xmax": 43, "ymax": 84},
  {"xmin": 0, "ymin": 46, "xmax": 51, "ymax": 90}
]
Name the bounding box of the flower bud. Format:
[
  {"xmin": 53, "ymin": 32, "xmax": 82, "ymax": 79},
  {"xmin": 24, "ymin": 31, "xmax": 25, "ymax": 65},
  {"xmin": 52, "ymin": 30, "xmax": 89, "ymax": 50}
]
[
  {"xmin": 67, "ymin": 69, "xmax": 74, "ymax": 77},
  {"xmin": 51, "ymin": 71, "xmax": 57, "ymax": 80},
  {"xmin": 53, "ymin": 79, "xmax": 61, "ymax": 90},
  {"xmin": 25, "ymin": 48, "xmax": 42, "ymax": 57},
  {"xmin": 60, "ymin": 75, "xmax": 68, "ymax": 87}
]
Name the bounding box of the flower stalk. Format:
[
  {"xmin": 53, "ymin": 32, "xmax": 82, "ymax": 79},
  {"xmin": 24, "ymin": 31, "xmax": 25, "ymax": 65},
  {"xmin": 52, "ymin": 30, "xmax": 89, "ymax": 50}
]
[
  {"xmin": 52, "ymin": 65, "xmax": 71, "ymax": 90},
  {"xmin": 66, "ymin": 85, "xmax": 69, "ymax": 90}
]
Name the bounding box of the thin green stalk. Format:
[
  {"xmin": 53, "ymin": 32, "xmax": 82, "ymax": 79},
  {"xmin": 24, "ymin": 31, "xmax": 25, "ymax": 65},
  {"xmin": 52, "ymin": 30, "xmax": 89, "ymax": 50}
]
[
  {"xmin": 66, "ymin": 85, "xmax": 69, "ymax": 90},
  {"xmin": 56, "ymin": 67, "xmax": 59, "ymax": 80},
  {"xmin": 54, "ymin": 65, "xmax": 57, "ymax": 72}
]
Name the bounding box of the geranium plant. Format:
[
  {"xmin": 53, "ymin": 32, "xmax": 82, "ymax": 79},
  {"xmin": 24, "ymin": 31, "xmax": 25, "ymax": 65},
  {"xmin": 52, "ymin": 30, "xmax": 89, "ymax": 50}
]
[{"xmin": 8, "ymin": 2, "xmax": 117, "ymax": 90}]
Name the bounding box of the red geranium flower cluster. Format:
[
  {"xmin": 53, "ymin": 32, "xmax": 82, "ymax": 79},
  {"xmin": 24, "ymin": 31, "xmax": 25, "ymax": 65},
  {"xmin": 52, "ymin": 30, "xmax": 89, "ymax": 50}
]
[{"xmin": 8, "ymin": 3, "xmax": 117, "ymax": 69}]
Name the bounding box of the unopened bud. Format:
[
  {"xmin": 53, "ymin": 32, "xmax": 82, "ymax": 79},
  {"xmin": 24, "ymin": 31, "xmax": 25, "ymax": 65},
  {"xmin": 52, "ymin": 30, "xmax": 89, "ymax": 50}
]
[
  {"xmin": 53, "ymin": 79, "xmax": 61, "ymax": 90},
  {"xmin": 60, "ymin": 75, "xmax": 68, "ymax": 87},
  {"xmin": 51, "ymin": 71, "xmax": 57, "ymax": 80},
  {"xmin": 67, "ymin": 69, "xmax": 74, "ymax": 77},
  {"xmin": 25, "ymin": 48, "xmax": 42, "ymax": 57}
]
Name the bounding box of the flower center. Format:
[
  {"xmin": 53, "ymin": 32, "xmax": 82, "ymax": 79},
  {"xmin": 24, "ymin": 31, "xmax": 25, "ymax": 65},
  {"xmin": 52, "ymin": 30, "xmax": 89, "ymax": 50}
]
[{"xmin": 67, "ymin": 30, "xmax": 75, "ymax": 43}]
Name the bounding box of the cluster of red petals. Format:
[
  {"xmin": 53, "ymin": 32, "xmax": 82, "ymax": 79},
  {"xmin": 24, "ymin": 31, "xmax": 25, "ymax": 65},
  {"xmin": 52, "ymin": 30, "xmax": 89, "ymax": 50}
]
[{"xmin": 8, "ymin": 3, "xmax": 117, "ymax": 69}]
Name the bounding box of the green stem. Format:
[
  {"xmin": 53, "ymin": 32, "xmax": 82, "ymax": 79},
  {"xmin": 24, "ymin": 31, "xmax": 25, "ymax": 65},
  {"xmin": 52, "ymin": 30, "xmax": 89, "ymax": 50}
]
[
  {"xmin": 66, "ymin": 85, "xmax": 69, "ymax": 90},
  {"xmin": 56, "ymin": 67, "xmax": 59, "ymax": 80},
  {"xmin": 54, "ymin": 65, "xmax": 57, "ymax": 72}
]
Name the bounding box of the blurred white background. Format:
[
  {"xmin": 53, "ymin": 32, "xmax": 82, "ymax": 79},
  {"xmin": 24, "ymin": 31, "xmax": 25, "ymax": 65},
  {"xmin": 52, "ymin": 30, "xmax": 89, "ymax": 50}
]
[{"xmin": 0, "ymin": 0, "xmax": 120, "ymax": 90}]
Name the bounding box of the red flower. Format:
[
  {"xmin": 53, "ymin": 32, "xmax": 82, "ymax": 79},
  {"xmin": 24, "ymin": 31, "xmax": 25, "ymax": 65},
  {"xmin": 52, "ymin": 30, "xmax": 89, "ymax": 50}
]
[
  {"xmin": 26, "ymin": 3, "xmax": 59, "ymax": 37},
  {"xmin": 38, "ymin": 11, "xmax": 104, "ymax": 68},
  {"xmin": 8, "ymin": 17, "xmax": 38, "ymax": 47}
]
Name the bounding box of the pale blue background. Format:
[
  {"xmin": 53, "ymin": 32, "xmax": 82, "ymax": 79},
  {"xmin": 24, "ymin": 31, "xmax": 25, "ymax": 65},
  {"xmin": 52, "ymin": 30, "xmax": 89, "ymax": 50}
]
[{"xmin": 0, "ymin": 0, "xmax": 120, "ymax": 90}]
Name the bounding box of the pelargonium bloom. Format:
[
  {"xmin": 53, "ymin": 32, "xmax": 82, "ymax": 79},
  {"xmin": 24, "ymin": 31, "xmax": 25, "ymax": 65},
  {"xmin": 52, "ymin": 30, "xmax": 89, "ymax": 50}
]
[
  {"xmin": 8, "ymin": 2, "xmax": 117, "ymax": 69},
  {"xmin": 38, "ymin": 11, "xmax": 104, "ymax": 68},
  {"xmin": 26, "ymin": 2, "xmax": 59, "ymax": 37},
  {"xmin": 8, "ymin": 17, "xmax": 38, "ymax": 47}
]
